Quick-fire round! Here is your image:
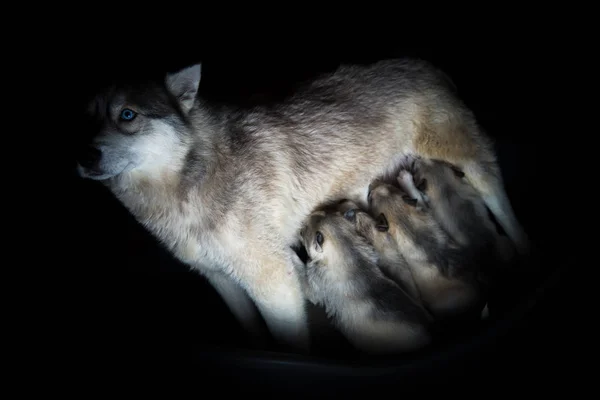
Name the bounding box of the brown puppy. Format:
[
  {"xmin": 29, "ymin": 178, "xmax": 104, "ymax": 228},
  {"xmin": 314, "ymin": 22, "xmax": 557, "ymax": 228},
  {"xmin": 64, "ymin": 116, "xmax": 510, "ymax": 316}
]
[
  {"xmin": 399, "ymin": 159, "xmax": 514, "ymax": 263},
  {"xmin": 366, "ymin": 180, "xmax": 484, "ymax": 320},
  {"xmin": 296, "ymin": 210, "xmax": 433, "ymax": 355},
  {"xmin": 337, "ymin": 200, "xmax": 422, "ymax": 303}
]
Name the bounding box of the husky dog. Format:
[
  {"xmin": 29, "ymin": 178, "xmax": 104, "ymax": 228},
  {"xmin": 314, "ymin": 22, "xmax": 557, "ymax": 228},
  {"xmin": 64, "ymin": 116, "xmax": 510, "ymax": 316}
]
[
  {"xmin": 337, "ymin": 200, "xmax": 422, "ymax": 303},
  {"xmin": 75, "ymin": 58, "xmax": 528, "ymax": 351},
  {"xmin": 366, "ymin": 178, "xmax": 485, "ymax": 320},
  {"xmin": 296, "ymin": 210, "xmax": 432, "ymax": 354}
]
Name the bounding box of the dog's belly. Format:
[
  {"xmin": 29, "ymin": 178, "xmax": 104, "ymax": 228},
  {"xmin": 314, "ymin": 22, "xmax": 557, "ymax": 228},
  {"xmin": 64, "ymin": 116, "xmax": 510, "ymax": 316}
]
[
  {"xmin": 276, "ymin": 150, "xmax": 416, "ymax": 246},
  {"xmin": 329, "ymin": 151, "xmax": 417, "ymax": 208}
]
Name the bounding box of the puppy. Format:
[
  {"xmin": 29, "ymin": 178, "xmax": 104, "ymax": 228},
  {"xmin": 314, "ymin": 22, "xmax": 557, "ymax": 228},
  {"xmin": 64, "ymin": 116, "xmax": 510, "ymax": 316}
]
[
  {"xmin": 366, "ymin": 179, "xmax": 485, "ymax": 321},
  {"xmin": 399, "ymin": 159, "xmax": 514, "ymax": 265},
  {"xmin": 296, "ymin": 210, "xmax": 433, "ymax": 355},
  {"xmin": 337, "ymin": 200, "xmax": 422, "ymax": 303}
]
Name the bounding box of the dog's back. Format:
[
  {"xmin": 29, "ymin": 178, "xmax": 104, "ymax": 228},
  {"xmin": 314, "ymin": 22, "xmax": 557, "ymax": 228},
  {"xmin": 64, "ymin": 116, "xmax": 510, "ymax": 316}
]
[{"xmin": 298, "ymin": 211, "xmax": 432, "ymax": 354}]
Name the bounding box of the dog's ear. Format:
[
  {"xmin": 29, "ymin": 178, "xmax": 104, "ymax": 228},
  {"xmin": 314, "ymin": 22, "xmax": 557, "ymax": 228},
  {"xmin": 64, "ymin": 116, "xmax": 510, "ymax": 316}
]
[{"xmin": 166, "ymin": 63, "xmax": 202, "ymax": 114}]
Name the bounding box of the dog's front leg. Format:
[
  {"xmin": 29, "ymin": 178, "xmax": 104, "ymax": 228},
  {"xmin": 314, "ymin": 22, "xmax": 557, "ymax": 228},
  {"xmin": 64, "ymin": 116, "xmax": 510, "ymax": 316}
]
[
  {"xmin": 203, "ymin": 270, "xmax": 267, "ymax": 346},
  {"xmin": 236, "ymin": 250, "xmax": 310, "ymax": 353}
]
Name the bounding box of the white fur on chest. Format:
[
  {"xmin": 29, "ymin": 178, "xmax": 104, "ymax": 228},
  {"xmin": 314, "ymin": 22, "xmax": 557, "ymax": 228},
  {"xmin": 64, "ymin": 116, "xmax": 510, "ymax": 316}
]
[{"xmin": 113, "ymin": 182, "xmax": 241, "ymax": 275}]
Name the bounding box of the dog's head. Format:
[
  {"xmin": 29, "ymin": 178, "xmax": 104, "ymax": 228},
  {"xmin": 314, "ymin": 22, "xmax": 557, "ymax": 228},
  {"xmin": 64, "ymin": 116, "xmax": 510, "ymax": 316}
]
[{"xmin": 75, "ymin": 64, "xmax": 202, "ymax": 181}]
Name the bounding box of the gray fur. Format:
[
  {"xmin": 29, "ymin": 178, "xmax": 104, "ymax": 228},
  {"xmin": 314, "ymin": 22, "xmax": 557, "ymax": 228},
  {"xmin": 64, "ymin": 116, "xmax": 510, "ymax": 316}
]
[
  {"xmin": 410, "ymin": 159, "xmax": 515, "ymax": 270},
  {"xmin": 76, "ymin": 58, "xmax": 527, "ymax": 351},
  {"xmin": 367, "ymin": 179, "xmax": 483, "ymax": 320},
  {"xmin": 297, "ymin": 211, "xmax": 432, "ymax": 354},
  {"xmin": 337, "ymin": 200, "xmax": 423, "ymax": 303}
]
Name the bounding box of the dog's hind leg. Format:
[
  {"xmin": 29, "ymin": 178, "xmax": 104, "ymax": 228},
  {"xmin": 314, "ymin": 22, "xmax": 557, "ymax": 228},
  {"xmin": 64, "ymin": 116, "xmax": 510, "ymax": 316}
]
[
  {"xmin": 461, "ymin": 160, "xmax": 531, "ymax": 255},
  {"xmin": 411, "ymin": 108, "xmax": 530, "ymax": 255}
]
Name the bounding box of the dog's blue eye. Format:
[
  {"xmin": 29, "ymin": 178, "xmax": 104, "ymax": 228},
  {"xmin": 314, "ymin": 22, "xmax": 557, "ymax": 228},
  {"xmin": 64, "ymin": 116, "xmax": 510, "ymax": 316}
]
[{"xmin": 120, "ymin": 108, "xmax": 136, "ymax": 121}]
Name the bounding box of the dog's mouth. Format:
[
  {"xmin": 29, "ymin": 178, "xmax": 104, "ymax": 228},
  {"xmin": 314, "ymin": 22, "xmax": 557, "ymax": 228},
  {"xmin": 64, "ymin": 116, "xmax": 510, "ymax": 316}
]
[
  {"xmin": 77, "ymin": 167, "xmax": 116, "ymax": 181},
  {"xmin": 76, "ymin": 162, "xmax": 134, "ymax": 181}
]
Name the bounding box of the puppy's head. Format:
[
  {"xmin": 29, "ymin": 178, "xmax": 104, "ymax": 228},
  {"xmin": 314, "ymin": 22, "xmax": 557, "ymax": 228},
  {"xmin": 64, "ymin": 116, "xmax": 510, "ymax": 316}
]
[
  {"xmin": 299, "ymin": 210, "xmax": 377, "ymax": 272},
  {"xmin": 75, "ymin": 64, "xmax": 202, "ymax": 181},
  {"xmin": 300, "ymin": 211, "xmax": 340, "ymax": 263},
  {"xmin": 411, "ymin": 159, "xmax": 474, "ymax": 202},
  {"xmin": 366, "ymin": 180, "xmax": 427, "ymax": 239},
  {"xmin": 339, "ymin": 203, "xmax": 395, "ymax": 252}
]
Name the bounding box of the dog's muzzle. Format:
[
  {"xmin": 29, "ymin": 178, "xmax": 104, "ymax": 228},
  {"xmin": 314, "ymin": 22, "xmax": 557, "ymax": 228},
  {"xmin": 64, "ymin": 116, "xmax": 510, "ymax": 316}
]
[{"xmin": 76, "ymin": 146, "xmax": 102, "ymax": 170}]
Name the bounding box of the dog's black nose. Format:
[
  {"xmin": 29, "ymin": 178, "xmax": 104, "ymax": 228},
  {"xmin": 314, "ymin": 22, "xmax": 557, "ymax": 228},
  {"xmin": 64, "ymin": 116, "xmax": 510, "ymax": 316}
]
[{"xmin": 77, "ymin": 146, "xmax": 102, "ymax": 169}]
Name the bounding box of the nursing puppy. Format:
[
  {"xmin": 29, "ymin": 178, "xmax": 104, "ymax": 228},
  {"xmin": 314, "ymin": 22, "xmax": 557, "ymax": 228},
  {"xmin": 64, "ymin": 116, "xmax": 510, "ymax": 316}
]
[
  {"xmin": 399, "ymin": 159, "xmax": 514, "ymax": 266},
  {"xmin": 366, "ymin": 179, "xmax": 485, "ymax": 320},
  {"xmin": 296, "ymin": 210, "xmax": 433, "ymax": 355},
  {"xmin": 337, "ymin": 200, "xmax": 422, "ymax": 303}
]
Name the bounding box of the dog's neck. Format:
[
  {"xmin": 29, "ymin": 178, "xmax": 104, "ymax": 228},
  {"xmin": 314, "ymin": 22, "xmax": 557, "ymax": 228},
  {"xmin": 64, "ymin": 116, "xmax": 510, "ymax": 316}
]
[
  {"xmin": 109, "ymin": 135, "xmax": 190, "ymax": 193},
  {"xmin": 104, "ymin": 118, "xmax": 227, "ymax": 227}
]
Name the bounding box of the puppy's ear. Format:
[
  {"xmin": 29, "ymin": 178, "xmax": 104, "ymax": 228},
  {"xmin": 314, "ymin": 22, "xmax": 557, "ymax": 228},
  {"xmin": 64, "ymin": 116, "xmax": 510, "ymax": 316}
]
[
  {"xmin": 416, "ymin": 178, "xmax": 427, "ymax": 192},
  {"xmin": 402, "ymin": 195, "xmax": 418, "ymax": 207},
  {"xmin": 451, "ymin": 166, "xmax": 465, "ymax": 178},
  {"xmin": 375, "ymin": 213, "xmax": 389, "ymax": 232},
  {"xmin": 166, "ymin": 63, "xmax": 202, "ymax": 114}
]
